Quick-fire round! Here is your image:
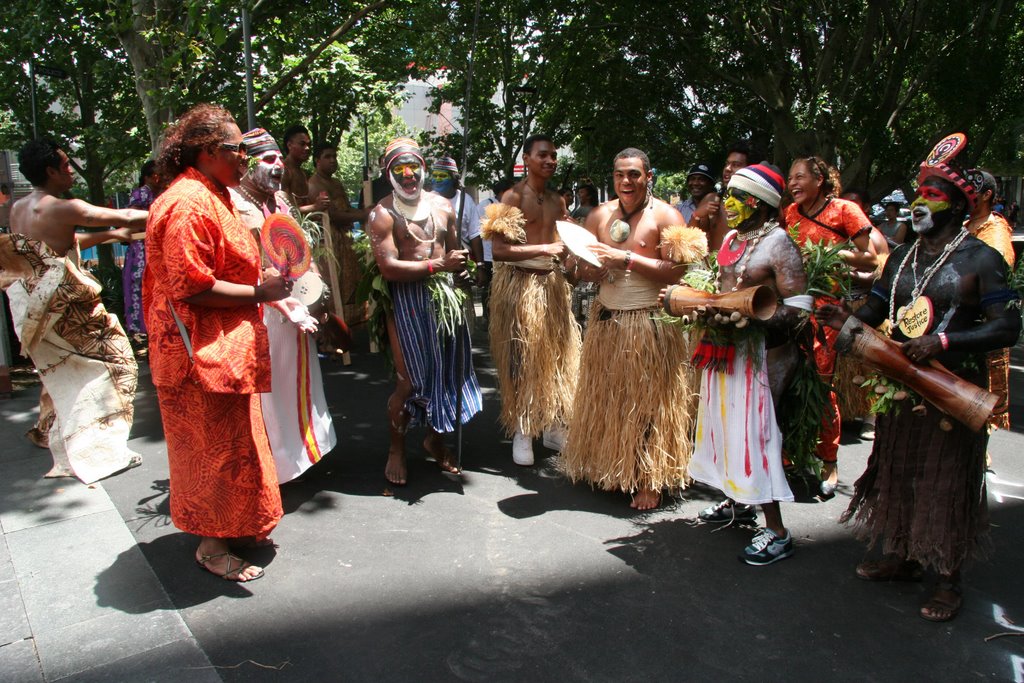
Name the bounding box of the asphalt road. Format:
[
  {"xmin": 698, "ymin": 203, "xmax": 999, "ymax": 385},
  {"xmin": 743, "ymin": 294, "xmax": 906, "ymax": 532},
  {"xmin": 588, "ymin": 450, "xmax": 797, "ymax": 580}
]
[{"xmin": 8, "ymin": 323, "xmax": 1024, "ymax": 681}]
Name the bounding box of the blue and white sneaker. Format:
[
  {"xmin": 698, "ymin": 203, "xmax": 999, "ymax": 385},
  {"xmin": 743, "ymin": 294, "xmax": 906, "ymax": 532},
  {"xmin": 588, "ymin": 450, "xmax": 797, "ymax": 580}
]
[
  {"xmin": 740, "ymin": 528, "xmax": 794, "ymax": 566},
  {"xmin": 698, "ymin": 499, "xmax": 757, "ymax": 524}
]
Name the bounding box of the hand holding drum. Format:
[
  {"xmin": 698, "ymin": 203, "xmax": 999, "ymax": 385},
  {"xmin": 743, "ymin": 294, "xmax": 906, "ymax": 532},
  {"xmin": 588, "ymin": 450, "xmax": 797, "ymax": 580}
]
[{"xmin": 662, "ymin": 285, "xmax": 778, "ymax": 328}]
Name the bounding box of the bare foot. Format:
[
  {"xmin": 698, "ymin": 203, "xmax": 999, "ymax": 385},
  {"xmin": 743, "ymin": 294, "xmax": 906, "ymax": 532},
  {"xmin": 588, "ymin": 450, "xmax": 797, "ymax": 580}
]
[
  {"xmin": 423, "ymin": 436, "xmax": 461, "ymax": 475},
  {"xmin": 232, "ymin": 536, "xmax": 277, "ymax": 549},
  {"xmin": 26, "ymin": 428, "xmax": 49, "ymax": 449},
  {"xmin": 630, "ymin": 489, "xmax": 661, "ymax": 510},
  {"xmin": 43, "ymin": 464, "xmax": 74, "ymax": 478},
  {"xmin": 920, "ymin": 583, "xmax": 962, "ymax": 622},
  {"xmin": 195, "ymin": 540, "xmax": 263, "ymax": 582},
  {"xmin": 820, "ymin": 461, "xmax": 839, "ymax": 496},
  {"xmin": 385, "ymin": 448, "xmax": 408, "ymax": 485}
]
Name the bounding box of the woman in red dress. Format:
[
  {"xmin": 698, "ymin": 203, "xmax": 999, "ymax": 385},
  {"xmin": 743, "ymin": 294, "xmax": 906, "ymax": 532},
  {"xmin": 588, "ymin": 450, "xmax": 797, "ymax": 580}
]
[
  {"xmin": 784, "ymin": 157, "xmax": 878, "ymax": 495},
  {"xmin": 145, "ymin": 104, "xmax": 292, "ymax": 582}
]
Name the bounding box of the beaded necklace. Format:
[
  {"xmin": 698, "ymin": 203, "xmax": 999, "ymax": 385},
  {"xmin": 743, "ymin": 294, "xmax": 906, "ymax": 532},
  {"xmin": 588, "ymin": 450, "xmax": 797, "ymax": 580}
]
[{"xmin": 238, "ymin": 184, "xmax": 272, "ymax": 218}]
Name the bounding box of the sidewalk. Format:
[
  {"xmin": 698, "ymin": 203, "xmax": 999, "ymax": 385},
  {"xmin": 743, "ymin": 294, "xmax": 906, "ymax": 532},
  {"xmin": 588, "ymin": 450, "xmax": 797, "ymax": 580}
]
[{"xmin": 0, "ymin": 386, "xmax": 219, "ymax": 682}]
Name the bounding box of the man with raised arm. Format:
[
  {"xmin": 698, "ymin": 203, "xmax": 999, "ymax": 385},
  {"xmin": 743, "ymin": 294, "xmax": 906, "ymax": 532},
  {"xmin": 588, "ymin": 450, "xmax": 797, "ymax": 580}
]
[
  {"xmin": 484, "ymin": 134, "xmax": 581, "ymax": 466},
  {"xmin": 368, "ymin": 137, "xmax": 483, "ymax": 485},
  {"xmin": 2, "ymin": 139, "xmax": 145, "ymax": 483}
]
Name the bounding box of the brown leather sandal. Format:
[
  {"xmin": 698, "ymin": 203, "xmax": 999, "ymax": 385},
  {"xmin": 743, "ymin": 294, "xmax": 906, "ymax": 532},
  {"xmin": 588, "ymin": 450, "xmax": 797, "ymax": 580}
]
[{"xmin": 196, "ymin": 552, "xmax": 264, "ymax": 582}]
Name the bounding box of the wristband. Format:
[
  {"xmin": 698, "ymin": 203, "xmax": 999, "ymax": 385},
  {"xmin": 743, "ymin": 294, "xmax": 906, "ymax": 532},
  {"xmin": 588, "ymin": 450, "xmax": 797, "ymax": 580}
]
[
  {"xmin": 624, "ymin": 250, "xmax": 634, "ymax": 271},
  {"xmin": 938, "ymin": 332, "xmax": 949, "ymax": 350},
  {"xmin": 427, "ymin": 259, "xmax": 435, "ymax": 275}
]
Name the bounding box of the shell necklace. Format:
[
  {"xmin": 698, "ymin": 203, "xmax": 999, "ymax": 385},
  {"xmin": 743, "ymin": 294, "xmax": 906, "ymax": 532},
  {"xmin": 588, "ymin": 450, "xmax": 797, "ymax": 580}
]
[
  {"xmin": 887, "ymin": 228, "xmax": 969, "ymax": 328},
  {"xmin": 393, "ymin": 200, "xmax": 436, "ymax": 244}
]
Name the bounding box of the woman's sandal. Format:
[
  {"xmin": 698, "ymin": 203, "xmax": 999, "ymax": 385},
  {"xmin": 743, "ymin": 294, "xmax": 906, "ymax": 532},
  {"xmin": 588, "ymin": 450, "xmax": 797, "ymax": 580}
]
[
  {"xmin": 920, "ymin": 582, "xmax": 962, "ymax": 622},
  {"xmin": 855, "ymin": 559, "xmax": 923, "ymax": 582},
  {"xmin": 196, "ymin": 552, "xmax": 264, "ymax": 582}
]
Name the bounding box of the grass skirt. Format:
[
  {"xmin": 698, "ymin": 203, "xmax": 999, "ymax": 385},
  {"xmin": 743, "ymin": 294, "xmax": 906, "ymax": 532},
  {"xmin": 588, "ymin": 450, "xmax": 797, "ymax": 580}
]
[
  {"xmin": 841, "ymin": 394, "xmax": 990, "ymax": 575},
  {"xmin": 560, "ymin": 302, "xmax": 697, "ymax": 493},
  {"xmin": 489, "ymin": 264, "xmax": 581, "ymax": 437},
  {"xmin": 834, "ymin": 297, "xmax": 872, "ymax": 420}
]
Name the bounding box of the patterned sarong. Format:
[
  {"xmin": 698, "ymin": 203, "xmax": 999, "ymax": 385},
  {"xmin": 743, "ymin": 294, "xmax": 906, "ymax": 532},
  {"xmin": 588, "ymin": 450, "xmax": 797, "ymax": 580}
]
[
  {"xmin": 390, "ymin": 279, "xmax": 482, "ymax": 432},
  {"xmin": 0, "ymin": 234, "xmax": 139, "ymax": 484}
]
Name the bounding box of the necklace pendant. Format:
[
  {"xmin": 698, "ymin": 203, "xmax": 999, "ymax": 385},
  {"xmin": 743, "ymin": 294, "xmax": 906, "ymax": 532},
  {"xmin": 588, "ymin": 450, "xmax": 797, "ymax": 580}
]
[
  {"xmin": 717, "ymin": 229, "xmax": 746, "ymax": 266},
  {"xmin": 896, "ymin": 296, "xmax": 934, "ymax": 338},
  {"xmin": 609, "ymin": 219, "xmax": 630, "ymax": 243}
]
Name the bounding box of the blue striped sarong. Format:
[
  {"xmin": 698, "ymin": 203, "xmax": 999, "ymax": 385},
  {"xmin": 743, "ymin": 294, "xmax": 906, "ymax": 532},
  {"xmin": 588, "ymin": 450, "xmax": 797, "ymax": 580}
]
[{"xmin": 391, "ymin": 280, "xmax": 483, "ymax": 433}]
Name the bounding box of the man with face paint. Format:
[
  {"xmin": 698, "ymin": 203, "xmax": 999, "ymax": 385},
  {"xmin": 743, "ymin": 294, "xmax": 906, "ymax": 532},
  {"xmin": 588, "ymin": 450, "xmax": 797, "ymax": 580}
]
[
  {"xmin": 432, "ymin": 157, "xmax": 486, "ymax": 280},
  {"xmin": 561, "ymin": 148, "xmax": 705, "ymax": 510},
  {"xmin": 229, "ymin": 128, "xmax": 337, "ymax": 485},
  {"xmin": 819, "ymin": 133, "xmax": 1021, "ymax": 621},
  {"xmin": 672, "ymin": 163, "xmax": 810, "ymax": 564},
  {"xmin": 308, "ymin": 142, "xmax": 371, "ymax": 324},
  {"xmin": 483, "ymin": 134, "xmax": 581, "ymax": 467},
  {"xmin": 368, "ymin": 137, "xmax": 483, "ymax": 485}
]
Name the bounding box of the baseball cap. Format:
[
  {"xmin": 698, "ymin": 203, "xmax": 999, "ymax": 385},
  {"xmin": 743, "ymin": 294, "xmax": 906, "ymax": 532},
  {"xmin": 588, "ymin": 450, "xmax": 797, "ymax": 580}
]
[{"xmin": 687, "ymin": 163, "xmax": 715, "ymax": 181}]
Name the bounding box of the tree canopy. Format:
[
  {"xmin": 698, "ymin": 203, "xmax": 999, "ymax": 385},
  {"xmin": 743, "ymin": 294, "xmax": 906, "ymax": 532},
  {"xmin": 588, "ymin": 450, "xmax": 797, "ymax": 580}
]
[{"xmin": 2, "ymin": 0, "xmax": 1022, "ymax": 208}]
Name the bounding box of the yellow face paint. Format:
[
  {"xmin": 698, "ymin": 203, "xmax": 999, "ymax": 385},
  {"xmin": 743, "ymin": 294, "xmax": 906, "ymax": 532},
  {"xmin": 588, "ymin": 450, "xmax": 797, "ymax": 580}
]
[
  {"xmin": 724, "ymin": 194, "xmax": 756, "ymax": 229},
  {"xmin": 910, "ymin": 196, "xmax": 950, "ymax": 214}
]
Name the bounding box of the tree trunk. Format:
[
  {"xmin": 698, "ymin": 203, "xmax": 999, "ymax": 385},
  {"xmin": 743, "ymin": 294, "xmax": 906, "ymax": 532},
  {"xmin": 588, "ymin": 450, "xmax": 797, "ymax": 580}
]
[{"xmin": 116, "ymin": 0, "xmax": 178, "ymax": 154}]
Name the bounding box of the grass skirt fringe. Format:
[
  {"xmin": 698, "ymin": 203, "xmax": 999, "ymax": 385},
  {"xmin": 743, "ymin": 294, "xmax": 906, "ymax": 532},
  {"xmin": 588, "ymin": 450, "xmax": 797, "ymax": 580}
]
[
  {"xmin": 488, "ymin": 264, "xmax": 581, "ymax": 437},
  {"xmin": 834, "ymin": 297, "xmax": 872, "ymax": 419},
  {"xmin": 840, "ymin": 399, "xmax": 991, "ymax": 575},
  {"xmin": 560, "ymin": 302, "xmax": 698, "ymax": 493}
]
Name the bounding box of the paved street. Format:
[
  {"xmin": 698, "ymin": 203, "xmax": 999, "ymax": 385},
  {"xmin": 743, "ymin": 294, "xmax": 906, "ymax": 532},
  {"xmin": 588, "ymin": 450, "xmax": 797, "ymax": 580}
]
[{"xmin": 2, "ymin": 325, "xmax": 1024, "ymax": 682}]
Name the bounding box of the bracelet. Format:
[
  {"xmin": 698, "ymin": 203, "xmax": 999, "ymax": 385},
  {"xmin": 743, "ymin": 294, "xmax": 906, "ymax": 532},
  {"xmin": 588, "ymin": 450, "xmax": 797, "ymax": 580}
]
[
  {"xmin": 938, "ymin": 332, "xmax": 949, "ymax": 350},
  {"xmin": 427, "ymin": 259, "xmax": 435, "ymax": 275},
  {"xmin": 624, "ymin": 250, "xmax": 634, "ymax": 271}
]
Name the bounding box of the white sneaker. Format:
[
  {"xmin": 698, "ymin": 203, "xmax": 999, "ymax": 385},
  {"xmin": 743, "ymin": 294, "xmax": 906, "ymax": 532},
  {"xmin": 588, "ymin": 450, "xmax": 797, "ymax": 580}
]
[
  {"xmin": 542, "ymin": 424, "xmax": 567, "ymax": 452},
  {"xmin": 512, "ymin": 431, "xmax": 535, "ymax": 466}
]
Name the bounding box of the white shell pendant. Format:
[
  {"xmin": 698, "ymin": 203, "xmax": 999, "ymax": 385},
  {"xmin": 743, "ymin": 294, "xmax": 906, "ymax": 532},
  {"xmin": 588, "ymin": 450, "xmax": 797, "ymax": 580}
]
[{"xmin": 609, "ymin": 219, "xmax": 630, "ymax": 243}]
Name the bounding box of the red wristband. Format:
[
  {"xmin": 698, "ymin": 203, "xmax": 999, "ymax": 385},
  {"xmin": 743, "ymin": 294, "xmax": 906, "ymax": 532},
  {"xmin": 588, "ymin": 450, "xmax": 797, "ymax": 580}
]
[
  {"xmin": 427, "ymin": 259, "xmax": 435, "ymax": 275},
  {"xmin": 938, "ymin": 332, "xmax": 949, "ymax": 350}
]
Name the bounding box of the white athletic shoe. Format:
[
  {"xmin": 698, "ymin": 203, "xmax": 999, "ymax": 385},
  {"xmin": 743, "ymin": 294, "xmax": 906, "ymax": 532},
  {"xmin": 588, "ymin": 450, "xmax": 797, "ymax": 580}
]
[
  {"xmin": 542, "ymin": 424, "xmax": 567, "ymax": 452},
  {"xmin": 512, "ymin": 431, "xmax": 535, "ymax": 466}
]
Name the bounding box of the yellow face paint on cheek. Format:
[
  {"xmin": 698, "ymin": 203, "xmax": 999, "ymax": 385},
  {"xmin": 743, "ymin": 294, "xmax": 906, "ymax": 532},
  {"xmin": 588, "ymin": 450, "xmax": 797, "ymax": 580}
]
[
  {"xmin": 911, "ymin": 196, "xmax": 950, "ymax": 213},
  {"xmin": 724, "ymin": 195, "xmax": 755, "ymax": 228}
]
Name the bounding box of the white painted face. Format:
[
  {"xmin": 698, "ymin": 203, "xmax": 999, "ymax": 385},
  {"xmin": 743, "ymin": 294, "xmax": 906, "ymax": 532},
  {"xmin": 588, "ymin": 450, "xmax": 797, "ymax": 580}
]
[
  {"xmin": 248, "ymin": 148, "xmax": 285, "ymax": 193},
  {"xmin": 911, "ymin": 205, "xmax": 935, "ymax": 234},
  {"xmin": 389, "ymin": 153, "xmax": 425, "ymax": 202}
]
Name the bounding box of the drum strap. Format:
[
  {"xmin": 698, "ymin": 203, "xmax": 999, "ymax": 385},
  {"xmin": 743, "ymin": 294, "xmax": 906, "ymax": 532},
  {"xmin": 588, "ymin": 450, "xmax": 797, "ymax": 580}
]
[{"xmin": 168, "ymin": 302, "xmax": 194, "ymax": 362}]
